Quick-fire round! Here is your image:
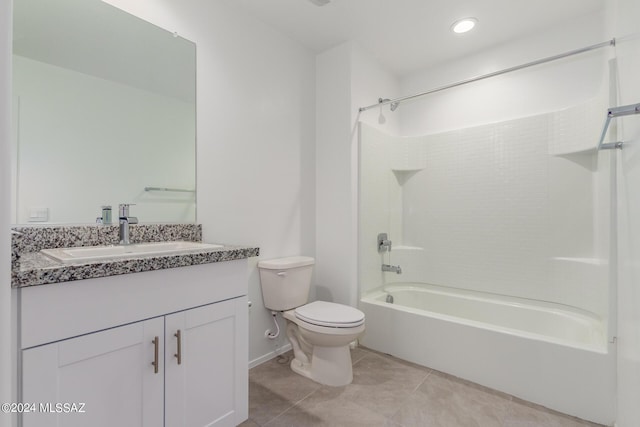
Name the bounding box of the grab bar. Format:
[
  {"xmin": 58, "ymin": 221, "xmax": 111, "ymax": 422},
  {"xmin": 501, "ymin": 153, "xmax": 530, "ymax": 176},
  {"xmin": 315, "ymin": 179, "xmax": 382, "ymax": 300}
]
[{"xmin": 597, "ymin": 103, "xmax": 640, "ymax": 150}]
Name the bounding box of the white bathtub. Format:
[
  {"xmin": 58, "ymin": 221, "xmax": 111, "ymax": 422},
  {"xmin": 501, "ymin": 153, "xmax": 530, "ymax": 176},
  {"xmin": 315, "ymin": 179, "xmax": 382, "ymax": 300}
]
[{"xmin": 360, "ymin": 283, "xmax": 615, "ymax": 425}]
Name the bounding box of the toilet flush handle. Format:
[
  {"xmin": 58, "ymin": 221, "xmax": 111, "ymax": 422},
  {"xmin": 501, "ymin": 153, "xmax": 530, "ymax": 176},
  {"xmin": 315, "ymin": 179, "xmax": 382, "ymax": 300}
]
[{"xmin": 277, "ymin": 271, "xmax": 287, "ymax": 277}]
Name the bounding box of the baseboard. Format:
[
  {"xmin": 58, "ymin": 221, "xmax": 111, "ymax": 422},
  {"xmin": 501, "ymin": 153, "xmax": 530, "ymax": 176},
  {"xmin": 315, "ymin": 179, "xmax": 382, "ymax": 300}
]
[{"xmin": 248, "ymin": 343, "xmax": 292, "ymax": 369}]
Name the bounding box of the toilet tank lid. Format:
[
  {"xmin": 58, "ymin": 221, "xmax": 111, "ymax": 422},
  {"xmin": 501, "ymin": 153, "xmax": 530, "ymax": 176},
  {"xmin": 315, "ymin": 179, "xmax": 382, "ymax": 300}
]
[{"xmin": 258, "ymin": 256, "xmax": 315, "ymax": 270}]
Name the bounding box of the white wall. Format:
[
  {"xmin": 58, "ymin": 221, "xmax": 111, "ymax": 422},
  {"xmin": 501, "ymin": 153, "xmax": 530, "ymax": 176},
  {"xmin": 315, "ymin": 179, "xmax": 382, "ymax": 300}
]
[
  {"xmin": 12, "ymin": 55, "xmax": 195, "ymax": 224},
  {"xmin": 103, "ymin": 0, "xmax": 316, "ymax": 365},
  {"xmin": 0, "ymin": 0, "xmax": 12, "ymax": 425},
  {"xmin": 316, "ymin": 43, "xmax": 353, "ymax": 306},
  {"xmin": 612, "ymin": 0, "xmax": 640, "ymax": 425},
  {"xmin": 351, "ymin": 45, "xmax": 401, "ymax": 136},
  {"xmin": 316, "ymin": 42, "xmax": 399, "ymax": 307}
]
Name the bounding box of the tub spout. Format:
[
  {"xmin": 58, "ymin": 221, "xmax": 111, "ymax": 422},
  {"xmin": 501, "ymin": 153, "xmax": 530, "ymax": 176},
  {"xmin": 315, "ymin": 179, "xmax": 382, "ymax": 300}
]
[{"xmin": 382, "ymin": 264, "xmax": 402, "ymax": 274}]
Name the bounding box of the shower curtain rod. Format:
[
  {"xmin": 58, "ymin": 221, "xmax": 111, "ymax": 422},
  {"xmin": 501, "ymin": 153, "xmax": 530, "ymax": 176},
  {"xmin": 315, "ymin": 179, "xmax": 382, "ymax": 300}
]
[{"xmin": 359, "ymin": 38, "xmax": 616, "ymax": 113}]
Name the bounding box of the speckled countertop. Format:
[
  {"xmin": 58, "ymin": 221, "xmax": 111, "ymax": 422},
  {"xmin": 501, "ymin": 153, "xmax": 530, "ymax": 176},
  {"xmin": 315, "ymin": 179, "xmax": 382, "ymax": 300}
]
[{"xmin": 11, "ymin": 224, "xmax": 259, "ymax": 288}]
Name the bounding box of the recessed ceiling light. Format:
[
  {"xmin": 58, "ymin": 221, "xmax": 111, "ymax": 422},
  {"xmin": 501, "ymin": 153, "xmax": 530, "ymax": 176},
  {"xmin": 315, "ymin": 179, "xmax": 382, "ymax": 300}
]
[{"xmin": 451, "ymin": 18, "xmax": 477, "ymax": 34}]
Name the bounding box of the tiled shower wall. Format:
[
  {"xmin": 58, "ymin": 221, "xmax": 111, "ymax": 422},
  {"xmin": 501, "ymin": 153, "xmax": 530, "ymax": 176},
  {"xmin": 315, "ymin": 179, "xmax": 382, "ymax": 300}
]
[{"xmin": 360, "ymin": 95, "xmax": 611, "ymax": 320}]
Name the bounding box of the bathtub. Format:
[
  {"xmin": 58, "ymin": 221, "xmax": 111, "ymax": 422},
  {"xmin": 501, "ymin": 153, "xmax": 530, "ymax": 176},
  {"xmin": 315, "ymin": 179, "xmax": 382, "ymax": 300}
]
[{"xmin": 359, "ymin": 283, "xmax": 615, "ymax": 425}]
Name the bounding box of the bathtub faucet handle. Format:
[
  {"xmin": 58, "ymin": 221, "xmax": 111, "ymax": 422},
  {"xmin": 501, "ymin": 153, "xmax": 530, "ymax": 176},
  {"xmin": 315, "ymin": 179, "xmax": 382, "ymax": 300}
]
[{"xmin": 378, "ymin": 233, "xmax": 392, "ymax": 252}]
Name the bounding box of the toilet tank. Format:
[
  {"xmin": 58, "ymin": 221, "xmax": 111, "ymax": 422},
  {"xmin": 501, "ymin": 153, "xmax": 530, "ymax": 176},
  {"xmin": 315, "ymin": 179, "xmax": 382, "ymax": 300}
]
[{"xmin": 257, "ymin": 256, "xmax": 315, "ymax": 311}]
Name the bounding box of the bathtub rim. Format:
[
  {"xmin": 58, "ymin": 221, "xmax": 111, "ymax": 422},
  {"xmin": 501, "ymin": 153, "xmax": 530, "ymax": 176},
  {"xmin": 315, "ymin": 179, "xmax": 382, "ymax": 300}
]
[{"xmin": 361, "ymin": 282, "xmax": 608, "ymax": 354}]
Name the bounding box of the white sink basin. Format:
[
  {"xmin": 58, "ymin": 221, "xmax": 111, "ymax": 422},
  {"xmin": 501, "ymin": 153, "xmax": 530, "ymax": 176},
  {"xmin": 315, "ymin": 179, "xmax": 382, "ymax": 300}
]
[{"xmin": 41, "ymin": 241, "xmax": 224, "ymax": 264}]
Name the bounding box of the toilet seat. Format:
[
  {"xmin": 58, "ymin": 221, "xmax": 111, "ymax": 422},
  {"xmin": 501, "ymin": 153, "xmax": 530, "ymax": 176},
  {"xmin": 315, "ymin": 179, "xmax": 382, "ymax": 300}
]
[{"xmin": 294, "ymin": 301, "xmax": 365, "ymax": 328}]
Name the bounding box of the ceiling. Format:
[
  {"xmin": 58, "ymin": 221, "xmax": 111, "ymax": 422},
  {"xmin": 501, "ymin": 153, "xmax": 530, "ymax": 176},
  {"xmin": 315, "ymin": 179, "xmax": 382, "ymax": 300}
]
[{"xmin": 222, "ymin": 0, "xmax": 606, "ymax": 76}]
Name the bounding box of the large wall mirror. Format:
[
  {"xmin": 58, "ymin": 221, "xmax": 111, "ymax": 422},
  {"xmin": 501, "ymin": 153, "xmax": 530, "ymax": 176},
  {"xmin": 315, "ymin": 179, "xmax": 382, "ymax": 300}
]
[{"xmin": 12, "ymin": 0, "xmax": 196, "ymax": 224}]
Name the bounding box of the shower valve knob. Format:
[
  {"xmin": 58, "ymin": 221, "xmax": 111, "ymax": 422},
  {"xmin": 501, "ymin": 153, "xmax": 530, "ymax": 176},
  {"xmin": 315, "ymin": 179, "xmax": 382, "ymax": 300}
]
[{"xmin": 378, "ymin": 233, "xmax": 392, "ymax": 252}]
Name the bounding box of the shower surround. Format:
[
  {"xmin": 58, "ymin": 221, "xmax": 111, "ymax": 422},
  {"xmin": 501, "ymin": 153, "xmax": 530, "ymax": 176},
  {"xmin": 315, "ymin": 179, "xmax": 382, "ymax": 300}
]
[{"xmin": 358, "ymin": 97, "xmax": 615, "ymax": 424}]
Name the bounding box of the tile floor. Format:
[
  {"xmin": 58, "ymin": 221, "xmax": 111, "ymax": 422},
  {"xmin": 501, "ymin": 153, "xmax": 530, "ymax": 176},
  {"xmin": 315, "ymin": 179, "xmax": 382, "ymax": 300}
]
[{"xmin": 241, "ymin": 346, "xmax": 604, "ymax": 427}]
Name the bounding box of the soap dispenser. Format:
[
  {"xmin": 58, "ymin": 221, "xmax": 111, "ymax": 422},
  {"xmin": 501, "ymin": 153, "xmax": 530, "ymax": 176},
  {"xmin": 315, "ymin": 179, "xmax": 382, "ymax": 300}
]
[{"xmin": 96, "ymin": 205, "xmax": 112, "ymax": 224}]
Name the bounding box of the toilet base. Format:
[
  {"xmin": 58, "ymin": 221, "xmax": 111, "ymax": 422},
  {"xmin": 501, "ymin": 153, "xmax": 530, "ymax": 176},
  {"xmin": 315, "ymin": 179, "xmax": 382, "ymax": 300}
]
[{"xmin": 290, "ymin": 345, "xmax": 353, "ymax": 387}]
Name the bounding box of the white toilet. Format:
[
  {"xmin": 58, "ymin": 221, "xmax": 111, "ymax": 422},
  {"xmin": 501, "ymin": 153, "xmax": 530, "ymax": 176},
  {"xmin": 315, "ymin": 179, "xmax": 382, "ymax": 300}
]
[{"xmin": 258, "ymin": 256, "xmax": 365, "ymax": 386}]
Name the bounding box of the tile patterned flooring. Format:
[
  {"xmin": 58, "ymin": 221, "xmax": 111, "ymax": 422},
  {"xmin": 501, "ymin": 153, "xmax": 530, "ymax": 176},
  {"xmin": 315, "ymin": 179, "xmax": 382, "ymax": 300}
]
[{"xmin": 241, "ymin": 347, "xmax": 604, "ymax": 427}]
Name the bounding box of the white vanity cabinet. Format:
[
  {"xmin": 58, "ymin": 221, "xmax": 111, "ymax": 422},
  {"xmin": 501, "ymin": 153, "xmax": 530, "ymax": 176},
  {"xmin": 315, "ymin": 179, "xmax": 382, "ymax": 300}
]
[
  {"xmin": 164, "ymin": 299, "xmax": 243, "ymax": 427},
  {"xmin": 22, "ymin": 317, "xmax": 165, "ymax": 427},
  {"xmin": 18, "ymin": 259, "xmax": 249, "ymax": 427}
]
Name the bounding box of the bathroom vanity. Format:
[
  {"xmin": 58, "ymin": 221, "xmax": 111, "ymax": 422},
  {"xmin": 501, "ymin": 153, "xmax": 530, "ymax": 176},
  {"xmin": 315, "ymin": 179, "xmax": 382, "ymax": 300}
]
[{"xmin": 12, "ymin": 224, "xmax": 258, "ymax": 427}]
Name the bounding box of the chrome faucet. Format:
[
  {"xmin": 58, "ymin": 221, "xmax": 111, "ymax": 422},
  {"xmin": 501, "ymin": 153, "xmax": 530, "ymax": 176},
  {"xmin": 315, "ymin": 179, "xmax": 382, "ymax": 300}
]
[
  {"xmin": 382, "ymin": 264, "xmax": 402, "ymax": 274},
  {"xmin": 118, "ymin": 204, "xmax": 138, "ymax": 245}
]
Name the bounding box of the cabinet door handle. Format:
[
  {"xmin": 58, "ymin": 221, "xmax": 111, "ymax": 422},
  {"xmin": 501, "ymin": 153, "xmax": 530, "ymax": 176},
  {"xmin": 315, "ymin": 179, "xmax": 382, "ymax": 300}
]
[
  {"xmin": 151, "ymin": 336, "xmax": 159, "ymax": 374},
  {"xmin": 174, "ymin": 330, "xmax": 182, "ymax": 365}
]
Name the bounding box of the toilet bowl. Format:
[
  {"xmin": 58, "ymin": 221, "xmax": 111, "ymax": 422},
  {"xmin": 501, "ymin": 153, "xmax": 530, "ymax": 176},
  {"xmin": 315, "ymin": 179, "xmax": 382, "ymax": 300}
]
[
  {"xmin": 283, "ymin": 301, "xmax": 365, "ymax": 386},
  {"xmin": 257, "ymin": 257, "xmax": 365, "ymax": 386}
]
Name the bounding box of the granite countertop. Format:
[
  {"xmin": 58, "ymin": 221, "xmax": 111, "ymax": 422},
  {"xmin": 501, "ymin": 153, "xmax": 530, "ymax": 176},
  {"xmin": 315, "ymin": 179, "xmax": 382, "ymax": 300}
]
[
  {"xmin": 13, "ymin": 244, "xmax": 259, "ymax": 288},
  {"xmin": 11, "ymin": 224, "xmax": 258, "ymax": 288}
]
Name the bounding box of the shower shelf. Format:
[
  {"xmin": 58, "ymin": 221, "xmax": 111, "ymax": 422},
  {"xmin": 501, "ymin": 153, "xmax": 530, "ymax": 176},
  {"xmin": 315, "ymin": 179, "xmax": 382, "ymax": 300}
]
[
  {"xmin": 551, "ymin": 257, "xmax": 607, "ymax": 266},
  {"xmin": 391, "ymin": 167, "xmax": 425, "ymax": 172},
  {"xmin": 392, "ymin": 169, "xmax": 424, "ymax": 186},
  {"xmin": 144, "ymin": 186, "xmax": 195, "ymax": 193},
  {"xmin": 393, "ymin": 245, "xmax": 424, "ymax": 251}
]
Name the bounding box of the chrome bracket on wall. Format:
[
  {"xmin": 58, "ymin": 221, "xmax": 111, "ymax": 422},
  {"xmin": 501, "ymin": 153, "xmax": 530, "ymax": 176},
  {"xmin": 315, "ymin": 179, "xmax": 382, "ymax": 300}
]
[{"xmin": 597, "ymin": 103, "xmax": 640, "ymax": 150}]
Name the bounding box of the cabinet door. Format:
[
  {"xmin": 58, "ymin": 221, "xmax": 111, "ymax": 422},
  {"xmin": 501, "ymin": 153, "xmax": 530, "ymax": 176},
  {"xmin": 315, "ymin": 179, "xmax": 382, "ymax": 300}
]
[
  {"xmin": 165, "ymin": 297, "xmax": 248, "ymax": 427},
  {"xmin": 22, "ymin": 317, "xmax": 164, "ymax": 427}
]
